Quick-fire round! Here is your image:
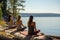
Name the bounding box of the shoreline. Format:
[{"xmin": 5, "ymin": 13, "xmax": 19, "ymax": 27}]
[
  {"xmin": 0, "ymin": 30, "xmax": 60, "ymax": 40},
  {"xmin": 0, "ymin": 25, "xmax": 60, "ymax": 40},
  {"xmin": 0, "ymin": 34, "xmax": 60, "ymax": 40},
  {"xmin": 46, "ymin": 35, "xmax": 60, "ymax": 39}
]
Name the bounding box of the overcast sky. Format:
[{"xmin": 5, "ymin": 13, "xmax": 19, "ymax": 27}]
[{"xmin": 21, "ymin": 0, "xmax": 60, "ymax": 14}]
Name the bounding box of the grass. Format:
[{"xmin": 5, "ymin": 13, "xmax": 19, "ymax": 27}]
[{"xmin": 0, "ymin": 20, "xmax": 8, "ymax": 27}]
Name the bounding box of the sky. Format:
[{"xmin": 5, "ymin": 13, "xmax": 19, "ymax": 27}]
[{"xmin": 21, "ymin": 0, "xmax": 60, "ymax": 13}]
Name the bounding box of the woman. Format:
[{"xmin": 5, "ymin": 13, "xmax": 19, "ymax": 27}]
[
  {"xmin": 15, "ymin": 15, "xmax": 26, "ymax": 31},
  {"xmin": 4, "ymin": 15, "xmax": 16, "ymax": 30},
  {"xmin": 10, "ymin": 16, "xmax": 26, "ymax": 34},
  {"xmin": 8, "ymin": 15, "xmax": 14, "ymax": 28},
  {"xmin": 28, "ymin": 15, "xmax": 40, "ymax": 35}
]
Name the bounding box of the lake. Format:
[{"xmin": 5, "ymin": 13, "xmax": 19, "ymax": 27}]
[{"xmin": 21, "ymin": 17, "xmax": 60, "ymax": 36}]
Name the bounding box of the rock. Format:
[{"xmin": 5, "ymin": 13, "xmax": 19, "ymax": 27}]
[
  {"xmin": 34, "ymin": 35, "xmax": 45, "ymax": 40},
  {"xmin": 0, "ymin": 28, "xmax": 60, "ymax": 40},
  {"xmin": 0, "ymin": 35, "xmax": 13, "ymax": 40}
]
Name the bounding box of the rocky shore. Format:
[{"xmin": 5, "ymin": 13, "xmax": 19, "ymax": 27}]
[
  {"xmin": 0, "ymin": 34, "xmax": 60, "ymax": 40},
  {"xmin": 0, "ymin": 30, "xmax": 60, "ymax": 40},
  {"xmin": 0, "ymin": 25, "xmax": 60, "ymax": 40}
]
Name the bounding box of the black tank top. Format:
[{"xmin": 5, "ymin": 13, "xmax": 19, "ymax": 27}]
[{"xmin": 28, "ymin": 26, "xmax": 35, "ymax": 35}]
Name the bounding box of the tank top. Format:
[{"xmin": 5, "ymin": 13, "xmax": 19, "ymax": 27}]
[{"xmin": 28, "ymin": 22, "xmax": 35, "ymax": 34}]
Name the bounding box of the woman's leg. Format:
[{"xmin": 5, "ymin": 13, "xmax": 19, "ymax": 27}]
[
  {"xmin": 20, "ymin": 27, "xmax": 26, "ymax": 31},
  {"xmin": 34, "ymin": 30, "xmax": 40, "ymax": 35}
]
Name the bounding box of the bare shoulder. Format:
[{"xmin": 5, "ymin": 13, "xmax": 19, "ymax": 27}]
[
  {"xmin": 33, "ymin": 22, "xmax": 36, "ymax": 24},
  {"xmin": 31, "ymin": 22, "xmax": 36, "ymax": 25},
  {"xmin": 20, "ymin": 20, "xmax": 22, "ymax": 22}
]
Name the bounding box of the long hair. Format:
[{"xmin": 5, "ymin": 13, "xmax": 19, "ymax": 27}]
[
  {"xmin": 17, "ymin": 16, "xmax": 21, "ymax": 21},
  {"xmin": 8, "ymin": 15, "xmax": 11, "ymax": 22},
  {"xmin": 28, "ymin": 15, "xmax": 33, "ymax": 25}
]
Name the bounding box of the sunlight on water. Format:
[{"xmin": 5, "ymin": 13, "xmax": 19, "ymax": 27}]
[{"xmin": 21, "ymin": 17, "xmax": 60, "ymax": 36}]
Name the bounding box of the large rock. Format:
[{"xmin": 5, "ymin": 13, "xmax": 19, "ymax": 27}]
[{"xmin": 13, "ymin": 31, "xmax": 46, "ymax": 40}]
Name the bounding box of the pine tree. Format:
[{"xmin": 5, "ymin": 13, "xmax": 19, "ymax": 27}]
[{"xmin": 7, "ymin": 0, "xmax": 25, "ymax": 17}]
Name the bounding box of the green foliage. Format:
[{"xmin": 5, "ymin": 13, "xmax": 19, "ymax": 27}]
[
  {"xmin": 9, "ymin": 0, "xmax": 25, "ymax": 9},
  {"xmin": 0, "ymin": 10, "xmax": 2, "ymax": 20},
  {"xmin": 0, "ymin": 3, "xmax": 2, "ymax": 20},
  {"xmin": 7, "ymin": 0, "xmax": 25, "ymax": 18}
]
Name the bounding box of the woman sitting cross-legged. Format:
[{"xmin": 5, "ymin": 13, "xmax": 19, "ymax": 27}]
[
  {"xmin": 5, "ymin": 15, "xmax": 16, "ymax": 30},
  {"xmin": 27, "ymin": 15, "xmax": 40, "ymax": 35},
  {"xmin": 10, "ymin": 16, "xmax": 26, "ymax": 34},
  {"xmin": 16, "ymin": 15, "xmax": 26, "ymax": 31}
]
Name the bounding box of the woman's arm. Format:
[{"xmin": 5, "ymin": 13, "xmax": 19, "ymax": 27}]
[
  {"xmin": 21, "ymin": 21, "xmax": 25, "ymax": 27},
  {"xmin": 34, "ymin": 22, "xmax": 37, "ymax": 31}
]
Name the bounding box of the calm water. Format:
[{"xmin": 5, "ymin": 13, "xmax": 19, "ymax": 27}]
[{"xmin": 21, "ymin": 17, "xmax": 60, "ymax": 36}]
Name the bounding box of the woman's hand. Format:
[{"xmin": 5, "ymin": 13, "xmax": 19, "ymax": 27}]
[{"xmin": 34, "ymin": 29, "xmax": 37, "ymax": 32}]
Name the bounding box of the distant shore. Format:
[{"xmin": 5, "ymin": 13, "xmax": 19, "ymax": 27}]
[{"xmin": 20, "ymin": 13, "xmax": 60, "ymax": 17}]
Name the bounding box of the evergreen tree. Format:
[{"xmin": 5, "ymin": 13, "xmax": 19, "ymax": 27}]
[{"xmin": 7, "ymin": 0, "xmax": 25, "ymax": 17}]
